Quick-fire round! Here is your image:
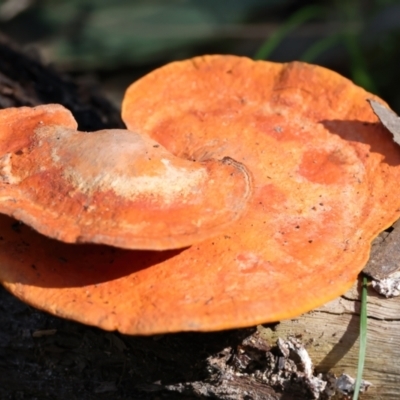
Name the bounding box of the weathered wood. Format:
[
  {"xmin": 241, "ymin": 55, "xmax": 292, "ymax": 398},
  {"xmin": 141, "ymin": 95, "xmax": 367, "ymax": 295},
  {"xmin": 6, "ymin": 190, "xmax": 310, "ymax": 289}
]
[{"xmin": 260, "ymin": 279, "xmax": 400, "ymax": 399}]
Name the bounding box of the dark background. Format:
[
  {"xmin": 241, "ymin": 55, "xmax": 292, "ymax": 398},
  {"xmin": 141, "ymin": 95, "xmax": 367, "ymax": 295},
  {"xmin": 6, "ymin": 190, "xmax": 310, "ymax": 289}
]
[{"xmin": 0, "ymin": 0, "xmax": 399, "ymax": 110}]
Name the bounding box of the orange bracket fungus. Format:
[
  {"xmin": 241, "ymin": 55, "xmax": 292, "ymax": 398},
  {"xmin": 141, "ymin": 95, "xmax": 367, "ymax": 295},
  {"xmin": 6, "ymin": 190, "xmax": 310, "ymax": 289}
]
[
  {"xmin": 0, "ymin": 104, "xmax": 251, "ymax": 250},
  {"xmin": 1, "ymin": 55, "xmax": 400, "ymax": 335}
]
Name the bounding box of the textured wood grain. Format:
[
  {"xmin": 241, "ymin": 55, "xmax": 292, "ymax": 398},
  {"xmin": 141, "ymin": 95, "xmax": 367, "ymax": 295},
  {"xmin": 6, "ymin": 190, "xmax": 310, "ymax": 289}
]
[{"xmin": 259, "ymin": 279, "xmax": 400, "ymax": 399}]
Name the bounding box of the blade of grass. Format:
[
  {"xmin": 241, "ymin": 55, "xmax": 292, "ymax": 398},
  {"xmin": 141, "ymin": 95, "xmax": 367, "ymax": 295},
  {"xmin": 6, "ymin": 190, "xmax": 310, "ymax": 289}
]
[
  {"xmin": 254, "ymin": 5, "xmax": 325, "ymax": 60},
  {"xmin": 343, "ymin": 32, "xmax": 377, "ymax": 93},
  {"xmin": 300, "ymin": 34, "xmax": 341, "ymax": 63},
  {"xmin": 339, "ymin": 0, "xmax": 377, "ymax": 93},
  {"xmin": 352, "ymin": 275, "xmax": 368, "ymax": 400}
]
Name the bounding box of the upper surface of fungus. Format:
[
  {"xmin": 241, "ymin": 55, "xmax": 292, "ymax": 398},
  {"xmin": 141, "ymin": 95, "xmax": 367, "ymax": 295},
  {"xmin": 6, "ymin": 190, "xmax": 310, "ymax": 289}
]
[
  {"xmin": 1, "ymin": 55, "xmax": 400, "ymax": 334},
  {"xmin": 0, "ymin": 104, "xmax": 251, "ymax": 250}
]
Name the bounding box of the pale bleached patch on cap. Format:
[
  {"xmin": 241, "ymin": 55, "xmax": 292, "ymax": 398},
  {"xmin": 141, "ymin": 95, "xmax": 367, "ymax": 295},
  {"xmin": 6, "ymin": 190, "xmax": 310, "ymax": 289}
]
[{"xmin": 37, "ymin": 127, "xmax": 207, "ymax": 204}]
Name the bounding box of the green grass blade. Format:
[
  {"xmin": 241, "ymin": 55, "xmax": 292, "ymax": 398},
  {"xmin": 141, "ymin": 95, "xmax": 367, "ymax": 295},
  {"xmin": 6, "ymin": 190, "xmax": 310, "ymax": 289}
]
[
  {"xmin": 343, "ymin": 32, "xmax": 377, "ymax": 93},
  {"xmin": 254, "ymin": 5, "xmax": 325, "ymax": 60},
  {"xmin": 352, "ymin": 275, "xmax": 368, "ymax": 400},
  {"xmin": 300, "ymin": 34, "xmax": 341, "ymax": 63},
  {"xmin": 338, "ymin": 0, "xmax": 377, "ymax": 93}
]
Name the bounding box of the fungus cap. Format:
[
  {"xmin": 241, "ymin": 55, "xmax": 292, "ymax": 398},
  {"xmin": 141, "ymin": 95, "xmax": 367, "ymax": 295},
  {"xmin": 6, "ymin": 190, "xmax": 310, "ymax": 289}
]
[
  {"xmin": 2, "ymin": 55, "xmax": 400, "ymax": 334},
  {"xmin": 0, "ymin": 104, "xmax": 251, "ymax": 250}
]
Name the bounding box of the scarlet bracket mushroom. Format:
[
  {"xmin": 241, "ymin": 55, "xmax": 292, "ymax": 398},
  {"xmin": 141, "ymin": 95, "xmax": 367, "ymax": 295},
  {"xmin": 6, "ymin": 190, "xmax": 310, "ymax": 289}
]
[
  {"xmin": 0, "ymin": 104, "xmax": 251, "ymax": 250},
  {"xmin": 1, "ymin": 55, "xmax": 400, "ymax": 335}
]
